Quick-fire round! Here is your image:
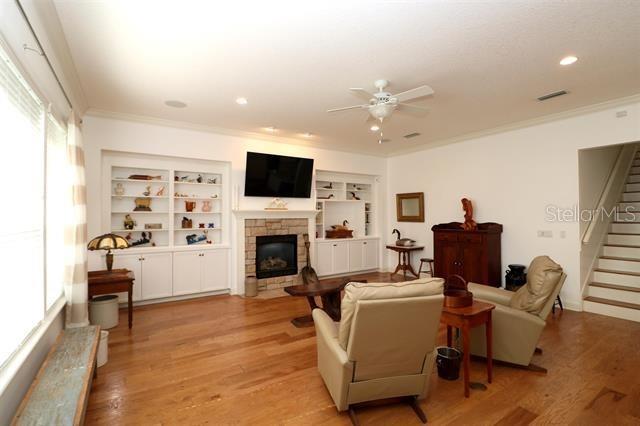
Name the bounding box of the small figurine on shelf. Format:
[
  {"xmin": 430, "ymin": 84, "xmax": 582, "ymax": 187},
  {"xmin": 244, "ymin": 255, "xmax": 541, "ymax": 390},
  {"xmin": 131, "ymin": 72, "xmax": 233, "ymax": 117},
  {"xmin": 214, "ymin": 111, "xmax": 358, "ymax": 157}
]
[
  {"xmin": 134, "ymin": 198, "xmax": 152, "ymax": 211},
  {"xmin": 186, "ymin": 232, "xmax": 208, "ymax": 245},
  {"xmin": 174, "ymin": 175, "xmax": 179, "ymax": 182},
  {"xmin": 197, "ymin": 174, "xmax": 203, "ymax": 183},
  {"xmin": 156, "ymin": 186, "xmax": 165, "ymax": 196},
  {"xmin": 208, "ymin": 222, "xmax": 215, "ymax": 228},
  {"xmin": 266, "ymin": 198, "xmax": 288, "ymax": 210},
  {"xmin": 210, "ymin": 194, "xmax": 218, "ymax": 198},
  {"xmin": 323, "ymin": 182, "xmax": 333, "ymax": 189},
  {"xmin": 350, "ymin": 191, "xmax": 360, "ymax": 200},
  {"xmin": 207, "ymin": 177, "xmax": 218, "ymax": 184},
  {"xmin": 130, "ymin": 231, "xmax": 153, "ymax": 246},
  {"xmin": 123, "ymin": 214, "xmax": 136, "ymax": 230},
  {"xmin": 199, "ymin": 223, "xmax": 205, "ymax": 228},
  {"xmin": 114, "ymin": 183, "xmax": 125, "ymax": 196},
  {"xmin": 185, "ymin": 200, "xmax": 196, "ymax": 212},
  {"xmin": 179, "ymin": 175, "xmax": 188, "ymax": 182},
  {"xmin": 181, "ymin": 217, "xmax": 193, "ymax": 229},
  {"xmin": 201, "ymin": 200, "xmax": 212, "ymax": 212},
  {"xmin": 143, "ymin": 185, "xmax": 151, "ymax": 196}
]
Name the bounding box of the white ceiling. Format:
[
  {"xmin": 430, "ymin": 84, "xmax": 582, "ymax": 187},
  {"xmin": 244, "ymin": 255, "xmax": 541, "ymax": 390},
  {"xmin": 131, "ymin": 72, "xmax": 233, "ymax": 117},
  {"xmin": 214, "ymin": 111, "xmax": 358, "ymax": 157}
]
[{"xmin": 53, "ymin": 0, "xmax": 640, "ymax": 156}]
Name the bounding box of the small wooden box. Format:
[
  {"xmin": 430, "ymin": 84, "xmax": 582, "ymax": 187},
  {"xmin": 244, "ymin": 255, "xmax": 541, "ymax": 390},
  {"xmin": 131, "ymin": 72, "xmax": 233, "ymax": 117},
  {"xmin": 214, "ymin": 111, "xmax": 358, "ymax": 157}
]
[{"xmin": 325, "ymin": 229, "xmax": 353, "ymax": 239}]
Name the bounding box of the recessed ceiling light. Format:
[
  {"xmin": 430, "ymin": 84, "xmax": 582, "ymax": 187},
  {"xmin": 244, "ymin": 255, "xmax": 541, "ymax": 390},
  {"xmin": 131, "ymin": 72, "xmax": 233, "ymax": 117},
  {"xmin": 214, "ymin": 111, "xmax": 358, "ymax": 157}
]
[
  {"xmin": 235, "ymin": 97, "xmax": 248, "ymax": 105},
  {"xmin": 560, "ymin": 55, "xmax": 578, "ymax": 66},
  {"xmin": 370, "ymin": 125, "xmax": 380, "ymax": 132},
  {"xmin": 302, "ymin": 132, "xmax": 312, "ymax": 138},
  {"xmin": 165, "ymin": 100, "xmax": 187, "ymax": 108}
]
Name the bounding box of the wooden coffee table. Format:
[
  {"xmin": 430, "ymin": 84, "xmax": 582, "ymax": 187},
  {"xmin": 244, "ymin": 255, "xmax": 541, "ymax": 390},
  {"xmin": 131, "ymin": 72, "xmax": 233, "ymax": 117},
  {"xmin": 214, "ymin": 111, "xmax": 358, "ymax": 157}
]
[
  {"xmin": 440, "ymin": 300, "xmax": 495, "ymax": 397},
  {"xmin": 284, "ymin": 278, "xmax": 366, "ymax": 328}
]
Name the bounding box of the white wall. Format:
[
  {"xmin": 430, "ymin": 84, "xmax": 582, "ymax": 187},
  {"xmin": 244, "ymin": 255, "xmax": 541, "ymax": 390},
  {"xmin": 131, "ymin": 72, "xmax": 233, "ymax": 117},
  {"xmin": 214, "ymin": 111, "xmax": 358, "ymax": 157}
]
[
  {"xmin": 386, "ymin": 101, "xmax": 640, "ymax": 310},
  {"xmin": 82, "ymin": 114, "xmax": 388, "ymax": 291},
  {"xmin": 578, "ymin": 144, "xmax": 623, "ymax": 236}
]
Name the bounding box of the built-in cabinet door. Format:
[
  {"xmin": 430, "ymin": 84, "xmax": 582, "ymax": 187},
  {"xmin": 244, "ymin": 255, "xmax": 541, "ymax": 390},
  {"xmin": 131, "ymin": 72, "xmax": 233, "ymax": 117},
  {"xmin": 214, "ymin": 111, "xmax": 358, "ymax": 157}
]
[
  {"xmin": 173, "ymin": 251, "xmax": 202, "ymax": 296},
  {"xmin": 363, "ymin": 240, "xmax": 378, "ymax": 270},
  {"xmin": 316, "ymin": 242, "xmax": 333, "ymax": 276},
  {"xmin": 141, "ymin": 253, "xmax": 173, "ymax": 300},
  {"xmin": 348, "ymin": 241, "xmax": 364, "ymax": 271},
  {"xmin": 112, "ymin": 253, "xmax": 142, "ymax": 302},
  {"xmin": 332, "ymin": 242, "xmax": 350, "ymax": 274},
  {"xmin": 202, "ymin": 250, "xmax": 229, "ymax": 292}
]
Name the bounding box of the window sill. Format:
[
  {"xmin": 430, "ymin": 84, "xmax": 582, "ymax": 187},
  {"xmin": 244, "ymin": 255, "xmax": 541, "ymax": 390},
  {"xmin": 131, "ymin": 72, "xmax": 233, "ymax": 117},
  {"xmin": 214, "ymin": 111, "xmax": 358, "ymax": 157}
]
[{"xmin": 0, "ymin": 295, "xmax": 65, "ymax": 396}]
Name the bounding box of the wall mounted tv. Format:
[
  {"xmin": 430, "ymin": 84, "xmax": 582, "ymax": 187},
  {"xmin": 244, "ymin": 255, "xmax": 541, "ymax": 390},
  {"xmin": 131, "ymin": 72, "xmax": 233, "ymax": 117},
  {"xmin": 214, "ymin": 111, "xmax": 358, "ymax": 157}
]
[{"xmin": 244, "ymin": 152, "xmax": 314, "ymax": 198}]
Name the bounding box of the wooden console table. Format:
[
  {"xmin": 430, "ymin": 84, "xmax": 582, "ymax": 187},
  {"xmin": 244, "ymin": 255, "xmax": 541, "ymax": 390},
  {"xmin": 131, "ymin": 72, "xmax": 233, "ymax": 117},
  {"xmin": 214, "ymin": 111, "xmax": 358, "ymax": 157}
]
[
  {"xmin": 88, "ymin": 269, "xmax": 135, "ymax": 329},
  {"xmin": 386, "ymin": 245, "xmax": 424, "ymax": 278},
  {"xmin": 441, "ymin": 300, "xmax": 495, "ymax": 397}
]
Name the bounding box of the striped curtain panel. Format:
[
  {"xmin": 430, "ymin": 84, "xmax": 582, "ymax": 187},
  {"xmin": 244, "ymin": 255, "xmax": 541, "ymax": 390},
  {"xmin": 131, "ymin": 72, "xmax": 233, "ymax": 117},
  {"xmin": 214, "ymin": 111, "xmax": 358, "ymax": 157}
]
[{"xmin": 64, "ymin": 111, "xmax": 89, "ymax": 327}]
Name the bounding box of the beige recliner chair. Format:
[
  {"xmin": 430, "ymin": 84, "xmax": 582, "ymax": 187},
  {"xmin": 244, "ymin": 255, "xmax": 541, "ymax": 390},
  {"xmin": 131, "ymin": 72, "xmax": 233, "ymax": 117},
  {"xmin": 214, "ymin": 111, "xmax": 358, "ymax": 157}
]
[
  {"xmin": 468, "ymin": 255, "xmax": 566, "ymax": 372},
  {"xmin": 312, "ymin": 278, "xmax": 444, "ymax": 424}
]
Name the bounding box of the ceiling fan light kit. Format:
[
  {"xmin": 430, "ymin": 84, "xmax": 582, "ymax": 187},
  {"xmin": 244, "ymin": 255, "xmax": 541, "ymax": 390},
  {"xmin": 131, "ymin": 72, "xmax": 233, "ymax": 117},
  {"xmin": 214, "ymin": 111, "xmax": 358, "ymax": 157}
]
[{"xmin": 328, "ymin": 79, "xmax": 434, "ymax": 144}]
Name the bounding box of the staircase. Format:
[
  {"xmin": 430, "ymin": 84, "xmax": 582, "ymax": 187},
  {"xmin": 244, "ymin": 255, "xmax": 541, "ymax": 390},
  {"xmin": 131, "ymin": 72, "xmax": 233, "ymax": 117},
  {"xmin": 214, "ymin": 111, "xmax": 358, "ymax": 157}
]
[{"xmin": 584, "ymin": 155, "xmax": 640, "ymax": 323}]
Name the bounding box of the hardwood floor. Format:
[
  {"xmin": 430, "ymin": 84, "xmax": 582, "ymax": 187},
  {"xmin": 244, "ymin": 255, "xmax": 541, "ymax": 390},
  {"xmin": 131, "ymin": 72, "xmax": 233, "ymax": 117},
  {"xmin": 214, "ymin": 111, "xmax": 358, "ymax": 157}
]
[{"xmin": 86, "ymin": 273, "xmax": 640, "ymax": 425}]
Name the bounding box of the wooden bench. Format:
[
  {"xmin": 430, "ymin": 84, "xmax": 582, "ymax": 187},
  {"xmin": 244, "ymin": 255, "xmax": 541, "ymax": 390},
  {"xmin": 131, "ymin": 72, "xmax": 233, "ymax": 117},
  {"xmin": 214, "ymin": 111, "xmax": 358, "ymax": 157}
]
[{"xmin": 12, "ymin": 326, "xmax": 100, "ymax": 426}]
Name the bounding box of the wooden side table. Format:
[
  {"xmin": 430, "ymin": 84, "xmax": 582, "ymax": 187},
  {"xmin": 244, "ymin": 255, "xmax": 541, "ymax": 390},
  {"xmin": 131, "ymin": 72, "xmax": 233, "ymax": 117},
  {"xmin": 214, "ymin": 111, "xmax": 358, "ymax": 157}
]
[
  {"xmin": 88, "ymin": 269, "xmax": 135, "ymax": 329},
  {"xmin": 385, "ymin": 245, "xmax": 424, "ymax": 278},
  {"xmin": 440, "ymin": 300, "xmax": 495, "ymax": 397}
]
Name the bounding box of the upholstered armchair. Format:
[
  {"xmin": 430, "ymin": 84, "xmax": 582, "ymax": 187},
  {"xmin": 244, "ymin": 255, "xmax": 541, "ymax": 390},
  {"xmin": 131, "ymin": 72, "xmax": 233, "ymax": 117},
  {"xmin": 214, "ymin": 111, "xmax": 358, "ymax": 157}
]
[
  {"xmin": 313, "ymin": 278, "xmax": 444, "ymax": 424},
  {"xmin": 468, "ymin": 256, "xmax": 566, "ymax": 372}
]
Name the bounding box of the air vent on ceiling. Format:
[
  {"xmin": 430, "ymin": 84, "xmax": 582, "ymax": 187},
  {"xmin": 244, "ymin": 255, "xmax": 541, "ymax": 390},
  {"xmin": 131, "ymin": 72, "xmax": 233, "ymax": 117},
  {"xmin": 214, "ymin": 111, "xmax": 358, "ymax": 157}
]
[
  {"xmin": 403, "ymin": 132, "xmax": 421, "ymax": 139},
  {"xmin": 537, "ymin": 90, "xmax": 568, "ymax": 101}
]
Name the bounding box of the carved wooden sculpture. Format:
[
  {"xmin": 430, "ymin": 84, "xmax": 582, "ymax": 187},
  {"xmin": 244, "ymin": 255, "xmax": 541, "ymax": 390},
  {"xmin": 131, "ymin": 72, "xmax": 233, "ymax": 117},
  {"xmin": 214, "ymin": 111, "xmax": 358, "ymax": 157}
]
[{"xmin": 461, "ymin": 198, "xmax": 478, "ymax": 231}]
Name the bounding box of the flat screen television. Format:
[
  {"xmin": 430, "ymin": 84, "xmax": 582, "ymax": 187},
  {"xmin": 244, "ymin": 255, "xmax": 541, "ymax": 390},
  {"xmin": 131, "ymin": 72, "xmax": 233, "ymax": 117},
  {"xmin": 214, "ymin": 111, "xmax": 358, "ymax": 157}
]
[{"xmin": 244, "ymin": 152, "xmax": 314, "ymax": 198}]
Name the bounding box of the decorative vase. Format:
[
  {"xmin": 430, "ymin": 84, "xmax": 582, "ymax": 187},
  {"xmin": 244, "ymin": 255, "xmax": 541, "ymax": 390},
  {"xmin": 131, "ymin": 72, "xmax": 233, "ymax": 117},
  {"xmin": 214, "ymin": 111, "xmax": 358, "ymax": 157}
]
[
  {"xmin": 114, "ymin": 183, "xmax": 125, "ymax": 196},
  {"xmin": 201, "ymin": 200, "xmax": 212, "ymax": 212},
  {"xmin": 505, "ymin": 264, "xmax": 527, "ymax": 291}
]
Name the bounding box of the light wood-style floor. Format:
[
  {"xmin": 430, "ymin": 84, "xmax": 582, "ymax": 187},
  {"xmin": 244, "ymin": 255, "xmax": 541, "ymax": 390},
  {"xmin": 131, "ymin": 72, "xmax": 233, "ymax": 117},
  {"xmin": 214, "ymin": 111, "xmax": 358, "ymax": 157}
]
[{"xmin": 86, "ymin": 273, "xmax": 640, "ymax": 425}]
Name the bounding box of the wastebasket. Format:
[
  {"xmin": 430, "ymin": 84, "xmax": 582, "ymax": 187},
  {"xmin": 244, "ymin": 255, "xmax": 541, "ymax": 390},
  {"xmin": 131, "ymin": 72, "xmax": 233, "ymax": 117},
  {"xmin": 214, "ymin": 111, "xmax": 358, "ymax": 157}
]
[
  {"xmin": 89, "ymin": 294, "xmax": 119, "ymax": 329},
  {"xmin": 97, "ymin": 330, "xmax": 109, "ymax": 367},
  {"xmin": 436, "ymin": 346, "xmax": 461, "ymax": 380}
]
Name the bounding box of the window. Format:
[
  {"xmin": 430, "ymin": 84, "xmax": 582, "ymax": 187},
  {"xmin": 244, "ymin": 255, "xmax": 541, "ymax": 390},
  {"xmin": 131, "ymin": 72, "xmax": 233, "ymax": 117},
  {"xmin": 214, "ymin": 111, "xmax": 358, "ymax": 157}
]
[{"xmin": 0, "ymin": 45, "xmax": 67, "ymax": 369}]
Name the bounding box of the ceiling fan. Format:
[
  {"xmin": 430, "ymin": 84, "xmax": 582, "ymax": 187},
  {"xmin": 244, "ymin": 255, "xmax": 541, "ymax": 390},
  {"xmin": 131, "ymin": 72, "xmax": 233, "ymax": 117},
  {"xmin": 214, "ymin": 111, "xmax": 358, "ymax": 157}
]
[{"xmin": 327, "ymin": 79, "xmax": 434, "ymax": 143}]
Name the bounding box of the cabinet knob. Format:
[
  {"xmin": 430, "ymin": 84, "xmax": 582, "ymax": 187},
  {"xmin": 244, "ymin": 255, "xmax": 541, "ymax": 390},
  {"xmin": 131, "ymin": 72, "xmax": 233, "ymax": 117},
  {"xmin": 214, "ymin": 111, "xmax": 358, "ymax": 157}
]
[
  {"xmin": 363, "ymin": 242, "xmax": 367, "ymax": 245},
  {"xmin": 333, "ymin": 244, "xmax": 337, "ymax": 247}
]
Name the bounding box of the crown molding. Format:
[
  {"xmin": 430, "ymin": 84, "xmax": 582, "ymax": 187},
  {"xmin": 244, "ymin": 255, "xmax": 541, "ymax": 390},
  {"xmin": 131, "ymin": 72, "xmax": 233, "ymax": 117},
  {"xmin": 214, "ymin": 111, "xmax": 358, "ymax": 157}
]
[
  {"xmin": 386, "ymin": 93, "xmax": 640, "ymax": 157},
  {"xmin": 84, "ymin": 108, "xmax": 389, "ymax": 158}
]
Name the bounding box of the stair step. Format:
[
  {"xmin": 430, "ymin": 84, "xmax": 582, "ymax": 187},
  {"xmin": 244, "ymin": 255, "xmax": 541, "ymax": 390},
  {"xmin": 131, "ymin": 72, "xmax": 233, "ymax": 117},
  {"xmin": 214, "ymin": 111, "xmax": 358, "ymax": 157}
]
[
  {"xmin": 598, "ymin": 256, "xmax": 640, "ymax": 273},
  {"xmin": 622, "ymin": 192, "xmax": 640, "ymax": 202},
  {"xmin": 627, "ymin": 183, "xmax": 640, "ymax": 192},
  {"xmin": 610, "ymin": 222, "xmax": 640, "ymax": 234},
  {"xmin": 590, "ymin": 282, "xmax": 640, "ymax": 292},
  {"xmin": 607, "ymin": 233, "xmax": 640, "ymax": 246},
  {"xmin": 588, "ymin": 284, "xmax": 640, "ymax": 304},
  {"xmin": 603, "ymin": 244, "xmax": 640, "ymax": 258},
  {"xmin": 611, "ymin": 212, "xmax": 640, "ymax": 222},
  {"xmin": 628, "ymin": 175, "xmax": 640, "ymax": 183},
  {"xmin": 616, "ymin": 202, "xmax": 640, "ymax": 210},
  {"xmin": 631, "ymin": 167, "xmax": 640, "ymax": 174},
  {"xmin": 583, "ymin": 297, "xmax": 640, "ymax": 323},
  {"xmin": 593, "ymin": 269, "xmax": 640, "ymax": 288}
]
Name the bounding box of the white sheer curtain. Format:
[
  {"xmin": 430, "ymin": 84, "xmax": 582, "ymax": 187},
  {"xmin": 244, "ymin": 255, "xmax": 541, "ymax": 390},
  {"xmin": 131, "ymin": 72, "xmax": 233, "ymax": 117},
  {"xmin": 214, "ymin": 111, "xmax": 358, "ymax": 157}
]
[{"xmin": 63, "ymin": 111, "xmax": 89, "ymax": 327}]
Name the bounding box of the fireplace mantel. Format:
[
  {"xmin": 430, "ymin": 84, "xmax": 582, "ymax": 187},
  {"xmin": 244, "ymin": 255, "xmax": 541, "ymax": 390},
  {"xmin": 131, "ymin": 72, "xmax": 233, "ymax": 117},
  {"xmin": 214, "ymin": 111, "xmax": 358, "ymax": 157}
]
[{"xmin": 232, "ymin": 209, "xmax": 317, "ymax": 295}]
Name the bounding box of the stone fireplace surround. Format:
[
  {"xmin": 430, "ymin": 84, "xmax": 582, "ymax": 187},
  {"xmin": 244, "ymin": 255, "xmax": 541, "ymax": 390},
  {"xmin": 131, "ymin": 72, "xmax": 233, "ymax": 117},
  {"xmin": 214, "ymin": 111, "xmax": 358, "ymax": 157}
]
[{"xmin": 245, "ymin": 218, "xmax": 309, "ymax": 290}]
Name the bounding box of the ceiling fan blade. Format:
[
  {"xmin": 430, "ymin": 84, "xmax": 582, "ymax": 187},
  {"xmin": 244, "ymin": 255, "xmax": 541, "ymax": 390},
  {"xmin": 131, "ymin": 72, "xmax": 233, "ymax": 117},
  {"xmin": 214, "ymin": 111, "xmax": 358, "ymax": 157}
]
[
  {"xmin": 349, "ymin": 88, "xmax": 376, "ymax": 102},
  {"xmin": 398, "ymin": 103, "xmax": 429, "ymax": 112},
  {"xmin": 392, "ymin": 85, "xmax": 434, "ymax": 102},
  {"xmin": 327, "ymin": 105, "xmax": 367, "ymax": 113}
]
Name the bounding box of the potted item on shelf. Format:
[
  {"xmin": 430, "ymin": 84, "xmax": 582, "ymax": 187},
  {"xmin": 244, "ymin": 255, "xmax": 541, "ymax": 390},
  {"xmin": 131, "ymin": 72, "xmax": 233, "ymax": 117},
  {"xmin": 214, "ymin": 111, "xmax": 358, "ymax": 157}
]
[
  {"xmin": 185, "ymin": 200, "xmax": 196, "ymax": 212},
  {"xmin": 123, "ymin": 214, "xmax": 136, "ymax": 230},
  {"xmin": 181, "ymin": 217, "xmax": 193, "ymax": 229},
  {"xmin": 201, "ymin": 200, "xmax": 212, "ymax": 212},
  {"xmin": 114, "ymin": 183, "xmax": 125, "ymax": 196},
  {"xmin": 134, "ymin": 198, "xmax": 152, "ymax": 211},
  {"xmin": 145, "ymin": 223, "xmax": 162, "ymax": 230}
]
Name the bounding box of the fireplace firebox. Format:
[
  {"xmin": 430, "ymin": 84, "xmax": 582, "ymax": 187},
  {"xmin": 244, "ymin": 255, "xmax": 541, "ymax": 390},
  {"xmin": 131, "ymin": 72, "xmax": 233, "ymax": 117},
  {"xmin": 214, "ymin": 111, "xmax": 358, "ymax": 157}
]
[{"xmin": 256, "ymin": 234, "xmax": 298, "ymax": 279}]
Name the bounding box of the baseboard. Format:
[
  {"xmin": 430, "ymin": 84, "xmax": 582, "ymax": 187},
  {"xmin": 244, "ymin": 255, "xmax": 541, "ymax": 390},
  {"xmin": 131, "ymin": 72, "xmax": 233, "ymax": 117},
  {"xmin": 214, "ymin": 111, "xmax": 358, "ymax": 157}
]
[
  {"xmin": 560, "ymin": 299, "xmax": 583, "ymax": 312},
  {"xmin": 118, "ymin": 289, "xmax": 231, "ymax": 308}
]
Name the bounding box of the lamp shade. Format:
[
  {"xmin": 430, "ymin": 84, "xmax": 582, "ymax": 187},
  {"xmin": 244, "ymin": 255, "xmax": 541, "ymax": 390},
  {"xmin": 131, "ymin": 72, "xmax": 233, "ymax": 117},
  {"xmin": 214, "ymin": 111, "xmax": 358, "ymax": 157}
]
[{"xmin": 87, "ymin": 233, "xmax": 130, "ymax": 251}]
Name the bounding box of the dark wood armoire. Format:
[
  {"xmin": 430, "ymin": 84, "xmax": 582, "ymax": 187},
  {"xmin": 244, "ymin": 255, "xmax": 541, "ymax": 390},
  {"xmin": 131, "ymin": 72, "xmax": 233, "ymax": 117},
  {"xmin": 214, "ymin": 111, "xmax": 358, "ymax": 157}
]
[{"xmin": 431, "ymin": 222, "xmax": 503, "ymax": 287}]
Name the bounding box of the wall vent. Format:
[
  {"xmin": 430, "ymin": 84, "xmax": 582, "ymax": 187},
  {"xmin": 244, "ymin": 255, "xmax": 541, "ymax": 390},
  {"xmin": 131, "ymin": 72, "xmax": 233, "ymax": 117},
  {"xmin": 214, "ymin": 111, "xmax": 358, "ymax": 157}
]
[
  {"xmin": 537, "ymin": 90, "xmax": 568, "ymax": 101},
  {"xmin": 403, "ymin": 132, "xmax": 421, "ymax": 139}
]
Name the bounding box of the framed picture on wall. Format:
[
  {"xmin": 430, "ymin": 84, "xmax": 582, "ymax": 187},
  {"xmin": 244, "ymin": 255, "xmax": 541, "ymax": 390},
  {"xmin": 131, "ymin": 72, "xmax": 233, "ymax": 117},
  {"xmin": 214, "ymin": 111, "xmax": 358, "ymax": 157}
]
[{"xmin": 396, "ymin": 192, "xmax": 425, "ymax": 222}]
